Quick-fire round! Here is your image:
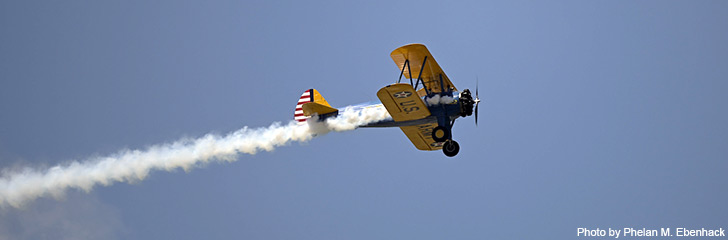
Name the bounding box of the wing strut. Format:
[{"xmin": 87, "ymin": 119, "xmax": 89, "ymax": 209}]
[
  {"xmin": 416, "ymin": 56, "xmax": 430, "ymax": 95},
  {"xmin": 396, "ymin": 55, "xmax": 431, "ymax": 95},
  {"xmin": 407, "ymin": 59, "xmax": 413, "ymax": 86},
  {"xmin": 439, "ymin": 74, "xmax": 445, "ymax": 94},
  {"xmin": 398, "ymin": 59, "xmax": 413, "ymax": 86}
]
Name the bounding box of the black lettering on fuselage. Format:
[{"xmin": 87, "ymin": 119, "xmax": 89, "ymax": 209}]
[
  {"xmin": 417, "ymin": 124, "xmax": 435, "ymax": 140},
  {"xmin": 399, "ymin": 100, "xmax": 416, "ymax": 106},
  {"xmin": 403, "ymin": 106, "xmax": 419, "ymax": 113},
  {"xmin": 399, "ymin": 99, "xmax": 418, "ymax": 113}
]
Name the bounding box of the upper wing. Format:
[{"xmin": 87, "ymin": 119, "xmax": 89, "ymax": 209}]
[
  {"xmin": 390, "ymin": 44, "xmax": 457, "ymax": 93},
  {"xmin": 376, "ymin": 83, "xmax": 430, "ymax": 122},
  {"xmin": 399, "ymin": 122, "xmax": 443, "ymax": 151}
]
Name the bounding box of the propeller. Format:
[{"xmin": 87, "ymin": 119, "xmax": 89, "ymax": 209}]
[{"xmin": 474, "ymin": 77, "xmax": 481, "ymax": 125}]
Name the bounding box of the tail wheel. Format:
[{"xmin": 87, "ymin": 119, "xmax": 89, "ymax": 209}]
[
  {"xmin": 442, "ymin": 140, "xmax": 460, "ymax": 157},
  {"xmin": 432, "ymin": 126, "xmax": 450, "ymax": 142}
]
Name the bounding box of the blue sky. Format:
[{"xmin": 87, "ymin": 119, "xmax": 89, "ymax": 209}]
[{"xmin": 1, "ymin": 1, "xmax": 727, "ymax": 239}]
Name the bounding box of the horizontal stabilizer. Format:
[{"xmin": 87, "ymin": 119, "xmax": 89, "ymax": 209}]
[{"xmin": 302, "ymin": 102, "xmax": 339, "ymax": 119}]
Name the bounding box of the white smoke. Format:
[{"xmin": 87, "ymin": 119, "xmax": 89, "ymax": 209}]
[
  {"xmin": 425, "ymin": 95, "xmax": 455, "ymax": 106},
  {"xmin": 0, "ymin": 106, "xmax": 390, "ymax": 208}
]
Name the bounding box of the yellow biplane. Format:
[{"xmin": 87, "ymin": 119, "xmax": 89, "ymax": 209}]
[{"xmin": 294, "ymin": 44, "xmax": 480, "ymax": 157}]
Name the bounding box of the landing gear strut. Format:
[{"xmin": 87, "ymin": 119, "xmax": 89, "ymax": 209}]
[{"xmin": 442, "ymin": 140, "xmax": 460, "ymax": 157}]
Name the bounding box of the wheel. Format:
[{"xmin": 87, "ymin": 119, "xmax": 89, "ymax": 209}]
[
  {"xmin": 432, "ymin": 126, "xmax": 450, "ymax": 142},
  {"xmin": 442, "ymin": 140, "xmax": 460, "ymax": 157}
]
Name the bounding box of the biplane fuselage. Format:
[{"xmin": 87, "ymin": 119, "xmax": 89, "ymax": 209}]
[
  {"xmin": 352, "ymin": 94, "xmax": 463, "ymax": 128},
  {"xmin": 294, "ymin": 44, "xmax": 479, "ymax": 157}
]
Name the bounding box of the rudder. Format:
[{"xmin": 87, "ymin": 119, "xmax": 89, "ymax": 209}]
[{"xmin": 294, "ymin": 89, "xmax": 338, "ymax": 123}]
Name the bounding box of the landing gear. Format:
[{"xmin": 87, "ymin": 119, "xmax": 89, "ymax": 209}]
[
  {"xmin": 433, "ymin": 120, "xmax": 457, "ymax": 157},
  {"xmin": 442, "ymin": 140, "xmax": 460, "ymax": 157},
  {"xmin": 432, "ymin": 126, "xmax": 450, "ymax": 142}
]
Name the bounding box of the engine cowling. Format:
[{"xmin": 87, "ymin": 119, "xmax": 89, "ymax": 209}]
[{"xmin": 459, "ymin": 89, "xmax": 475, "ymax": 117}]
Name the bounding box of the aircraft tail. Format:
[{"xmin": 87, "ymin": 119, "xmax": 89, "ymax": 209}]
[{"xmin": 294, "ymin": 89, "xmax": 339, "ymax": 123}]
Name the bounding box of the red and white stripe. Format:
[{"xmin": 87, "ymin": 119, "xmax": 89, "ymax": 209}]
[{"xmin": 294, "ymin": 89, "xmax": 312, "ymax": 123}]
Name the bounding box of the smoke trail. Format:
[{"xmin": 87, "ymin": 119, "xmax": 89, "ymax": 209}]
[{"xmin": 0, "ymin": 105, "xmax": 390, "ymax": 208}]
